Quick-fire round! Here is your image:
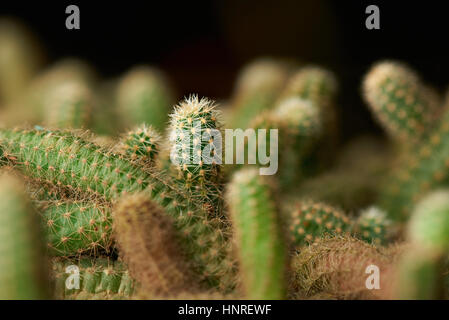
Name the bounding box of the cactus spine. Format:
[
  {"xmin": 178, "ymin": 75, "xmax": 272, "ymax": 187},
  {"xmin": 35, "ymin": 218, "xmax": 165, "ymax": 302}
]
[
  {"xmin": 117, "ymin": 66, "xmax": 175, "ymax": 131},
  {"xmin": 227, "ymin": 168, "xmax": 287, "ymax": 299},
  {"xmin": 0, "ymin": 172, "xmax": 50, "ymax": 299}
]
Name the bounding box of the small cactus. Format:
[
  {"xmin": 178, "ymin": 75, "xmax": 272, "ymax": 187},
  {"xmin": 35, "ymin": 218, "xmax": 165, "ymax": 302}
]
[
  {"xmin": 289, "ymin": 201, "xmax": 351, "ymax": 247},
  {"xmin": 229, "ymin": 59, "xmax": 289, "ymax": 129},
  {"xmin": 272, "ymin": 97, "xmax": 322, "ymax": 187},
  {"xmin": 120, "ymin": 124, "xmax": 161, "ymax": 166},
  {"xmin": 354, "ymin": 206, "xmax": 392, "ymax": 245},
  {"xmin": 363, "ymin": 61, "xmax": 440, "ymax": 143},
  {"xmin": 44, "ymin": 80, "xmax": 93, "ymax": 129},
  {"xmin": 0, "ymin": 172, "xmax": 50, "ymax": 299},
  {"xmin": 227, "ymin": 168, "xmax": 288, "ymax": 299},
  {"xmin": 23, "ymin": 59, "xmax": 96, "ymax": 125},
  {"xmin": 168, "ymin": 96, "xmax": 223, "ymax": 210},
  {"xmin": 280, "ymin": 66, "xmax": 339, "ymax": 170},
  {"xmin": 117, "ymin": 66, "xmax": 175, "ymax": 131}
]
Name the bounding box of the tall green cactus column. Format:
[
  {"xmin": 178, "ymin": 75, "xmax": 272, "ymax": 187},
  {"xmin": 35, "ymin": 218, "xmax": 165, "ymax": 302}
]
[
  {"xmin": 0, "ymin": 172, "xmax": 50, "ymax": 299},
  {"xmin": 227, "ymin": 168, "xmax": 287, "ymax": 299}
]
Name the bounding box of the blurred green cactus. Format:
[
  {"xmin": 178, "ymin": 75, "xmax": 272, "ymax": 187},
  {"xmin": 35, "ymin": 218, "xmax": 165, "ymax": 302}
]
[
  {"xmin": 354, "ymin": 207, "xmax": 392, "ymax": 245},
  {"xmin": 227, "ymin": 168, "xmax": 287, "ymax": 299},
  {"xmin": 117, "ymin": 66, "xmax": 175, "ymax": 132},
  {"xmin": 0, "ymin": 172, "xmax": 50, "ymax": 299},
  {"xmin": 363, "ymin": 61, "xmax": 440, "ymax": 144}
]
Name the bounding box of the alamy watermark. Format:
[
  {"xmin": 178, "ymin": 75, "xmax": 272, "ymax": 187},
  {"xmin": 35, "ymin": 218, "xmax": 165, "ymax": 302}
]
[{"xmin": 169, "ymin": 121, "xmax": 278, "ymax": 176}]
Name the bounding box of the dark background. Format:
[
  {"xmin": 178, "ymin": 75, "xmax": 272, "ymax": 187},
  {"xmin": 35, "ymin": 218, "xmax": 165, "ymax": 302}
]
[{"xmin": 1, "ymin": 0, "xmax": 448, "ymax": 141}]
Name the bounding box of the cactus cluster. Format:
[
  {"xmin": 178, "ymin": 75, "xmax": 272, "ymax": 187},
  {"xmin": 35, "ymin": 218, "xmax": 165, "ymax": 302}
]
[{"xmin": 2, "ymin": 25, "xmax": 449, "ymax": 300}]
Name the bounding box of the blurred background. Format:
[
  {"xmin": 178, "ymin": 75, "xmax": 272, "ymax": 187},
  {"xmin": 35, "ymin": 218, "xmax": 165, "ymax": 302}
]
[{"xmin": 1, "ymin": 0, "xmax": 449, "ymax": 141}]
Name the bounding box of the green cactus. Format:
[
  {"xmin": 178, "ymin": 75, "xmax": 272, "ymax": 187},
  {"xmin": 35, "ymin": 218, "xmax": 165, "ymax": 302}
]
[
  {"xmin": 407, "ymin": 190, "xmax": 449, "ymax": 252},
  {"xmin": 120, "ymin": 124, "xmax": 161, "ymax": 166},
  {"xmin": 117, "ymin": 66, "xmax": 175, "ymax": 132},
  {"xmin": 168, "ymin": 96, "xmax": 223, "ymax": 212},
  {"xmin": 1, "ymin": 128, "xmax": 238, "ymax": 291},
  {"xmin": 280, "ymin": 66, "xmax": 337, "ymax": 133},
  {"xmin": 37, "ymin": 201, "xmax": 113, "ymax": 257},
  {"xmin": 0, "ymin": 172, "xmax": 50, "ymax": 299},
  {"xmin": 229, "ymin": 59, "xmax": 289, "ymax": 129},
  {"xmin": 227, "ymin": 168, "xmax": 287, "ymax": 299},
  {"xmin": 0, "ymin": 128, "xmax": 183, "ymax": 205},
  {"xmin": 44, "ymin": 80, "xmax": 93, "ymax": 129},
  {"xmin": 280, "ymin": 66, "xmax": 339, "ymax": 171},
  {"xmin": 354, "ymin": 206, "xmax": 392, "ymax": 245},
  {"xmin": 289, "ymin": 201, "xmax": 351, "ymax": 247},
  {"xmin": 393, "ymin": 248, "xmax": 445, "ymax": 300},
  {"xmin": 392, "ymin": 191, "xmax": 449, "ymax": 299},
  {"xmin": 380, "ymin": 106, "xmax": 449, "ymax": 220},
  {"xmin": 363, "ymin": 61, "xmax": 440, "ymax": 143},
  {"xmin": 51, "ymin": 257, "xmax": 134, "ymax": 300},
  {"xmin": 0, "ymin": 19, "xmax": 43, "ymax": 105},
  {"xmin": 22, "ymin": 59, "xmax": 96, "ymax": 125},
  {"xmin": 271, "ymin": 97, "xmax": 322, "ymax": 187},
  {"xmin": 113, "ymin": 193, "xmax": 196, "ymax": 297},
  {"xmin": 91, "ymin": 80, "xmax": 119, "ymax": 136}
]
